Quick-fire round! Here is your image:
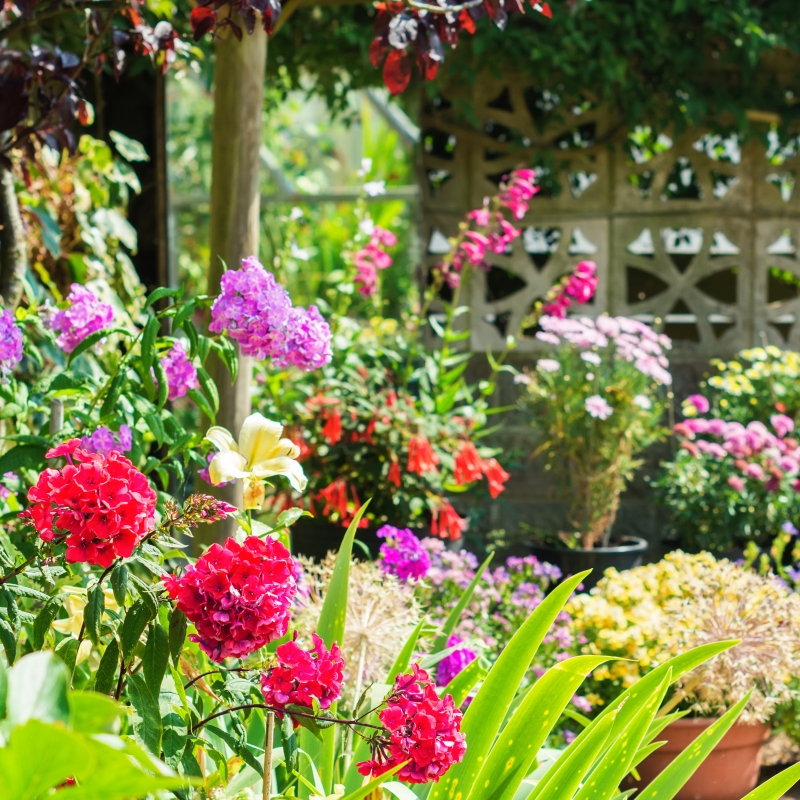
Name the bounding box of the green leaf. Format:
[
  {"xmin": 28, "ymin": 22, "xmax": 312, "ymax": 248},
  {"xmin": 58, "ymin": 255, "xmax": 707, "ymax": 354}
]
[
  {"xmin": 70, "ymin": 691, "xmax": 121, "ymax": 734},
  {"xmin": 213, "ymin": 335, "xmax": 238, "ymax": 381},
  {"xmin": 740, "ymin": 761, "xmax": 800, "ymax": 800},
  {"xmin": 67, "ymin": 330, "xmax": 107, "ymax": 365},
  {"xmin": 6, "ymin": 651, "xmax": 70, "ymax": 728},
  {"xmin": 140, "ymin": 315, "xmax": 160, "ymax": 373},
  {"xmin": 27, "ymin": 206, "xmax": 62, "ymax": 257},
  {"xmin": 432, "ymin": 552, "xmax": 493, "ymax": 654},
  {"xmin": 153, "ymin": 356, "xmax": 169, "ymax": 408},
  {"xmin": 100, "ymin": 371, "xmax": 126, "ymax": 418},
  {"xmin": 0, "ymin": 588, "xmax": 19, "ymax": 631},
  {"xmin": 159, "ymin": 676, "xmax": 188, "ymax": 768},
  {"xmin": 474, "ymin": 655, "xmax": 612, "ymax": 800},
  {"xmin": 168, "ymin": 608, "xmax": 187, "ymax": 666},
  {"xmin": 144, "ymin": 286, "xmax": 178, "ymax": 308},
  {"xmin": 0, "ymin": 657, "xmax": 7, "ymax": 719},
  {"xmin": 111, "ymin": 564, "xmax": 128, "ymax": 606},
  {"xmin": 187, "ymin": 388, "xmax": 215, "ymax": 422},
  {"xmin": 337, "ymin": 761, "xmax": 406, "ymax": 800},
  {"xmin": 282, "ymin": 713, "xmax": 299, "ymax": 774},
  {"xmin": 94, "ymin": 639, "xmax": 120, "ymax": 696},
  {"xmin": 172, "ymin": 300, "xmax": 196, "ymax": 330},
  {"xmin": 387, "ymin": 616, "xmax": 427, "ymax": 682},
  {"xmin": 127, "ymin": 673, "xmax": 163, "ymax": 755},
  {"xmin": 143, "ymin": 622, "xmax": 169, "ymax": 697},
  {"xmin": 443, "ymin": 657, "xmax": 487, "ymax": 709},
  {"xmin": 32, "ymin": 595, "xmax": 63, "ymax": 649},
  {"xmin": 54, "ymin": 637, "xmax": 79, "ymax": 676},
  {"xmin": 429, "ymin": 571, "xmax": 590, "ymax": 800},
  {"xmin": 85, "ymin": 584, "xmax": 105, "ymax": 646},
  {"xmin": 197, "ymin": 367, "xmax": 220, "ymax": 414},
  {"xmin": 206, "ymin": 723, "xmax": 264, "ymax": 777},
  {"xmin": 121, "ymin": 599, "xmax": 153, "ymax": 663},
  {"xmin": 642, "ymin": 691, "xmax": 752, "ymax": 800},
  {"xmin": 0, "ymin": 445, "xmax": 46, "ymax": 476},
  {"xmin": 0, "ymin": 617, "xmax": 16, "ymax": 663},
  {"xmin": 109, "ymin": 130, "xmax": 150, "ymax": 162}
]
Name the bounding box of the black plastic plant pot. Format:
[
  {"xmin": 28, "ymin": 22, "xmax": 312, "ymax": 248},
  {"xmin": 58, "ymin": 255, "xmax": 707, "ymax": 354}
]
[{"xmin": 527, "ymin": 536, "xmax": 649, "ymax": 591}]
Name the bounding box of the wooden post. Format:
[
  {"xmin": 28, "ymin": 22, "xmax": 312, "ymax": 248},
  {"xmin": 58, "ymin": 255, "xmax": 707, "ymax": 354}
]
[
  {"xmin": 199, "ymin": 18, "xmax": 267, "ymax": 545},
  {"xmin": 0, "ymin": 162, "xmax": 27, "ymax": 311}
]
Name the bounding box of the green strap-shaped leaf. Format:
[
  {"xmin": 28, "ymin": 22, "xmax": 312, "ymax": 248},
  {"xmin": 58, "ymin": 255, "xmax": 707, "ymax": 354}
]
[
  {"xmin": 473, "ymin": 655, "xmax": 613, "ymax": 800},
  {"xmin": 572, "ymin": 670, "xmax": 672, "ymax": 800},
  {"xmin": 168, "ymin": 608, "xmax": 187, "ymax": 666},
  {"xmin": 337, "ymin": 761, "xmax": 406, "ymax": 800},
  {"xmin": 740, "ymin": 761, "xmax": 800, "ymax": 800},
  {"xmin": 140, "ymin": 315, "xmax": 159, "ymax": 372},
  {"xmin": 94, "ymin": 639, "xmax": 120, "ymax": 696},
  {"xmin": 142, "ymin": 622, "xmax": 169, "ymax": 697},
  {"xmin": 443, "ymin": 657, "xmax": 488, "ymax": 709},
  {"xmin": 429, "ymin": 570, "xmax": 589, "ymax": 800},
  {"xmin": 431, "ymin": 553, "xmax": 493, "ymax": 654},
  {"xmin": 121, "ymin": 599, "xmax": 153, "ymax": 663},
  {"xmin": 111, "ymin": 564, "xmax": 128, "ymax": 607},
  {"xmin": 387, "ymin": 616, "xmax": 427, "ymax": 682},
  {"xmin": 530, "ymin": 712, "xmax": 618, "ymax": 800},
  {"xmin": 644, "ymin": 711, "xmax": 689, "ymax": 746},
  {"xmin": 84, "ymin": 584, "xmax": 105, "ymax": 646},
  {"xmin": 640, "ymin": 691, "xmax": 751, "ymax": 800},
  {"xmin": 127, "ymin": 673, "xmax": 163, "ymax": 756}
]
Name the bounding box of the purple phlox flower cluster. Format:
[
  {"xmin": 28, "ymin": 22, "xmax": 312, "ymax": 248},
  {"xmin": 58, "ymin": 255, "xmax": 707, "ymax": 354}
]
[
  {"xmin": 786, "ymin": 565, "xmax": 800, "ymax": 585},
  {"xmin": 378, "ymin": 525, "xmax": 431, "ymax": 581},
  {"xmin": 80, "ymin": 425, "xmax": 132, "ymax": 456},
  {"xmin": 436, "ymin": 635, "xmax": 477, "ymax": 687},
  {"xmin": 198, "ymin": 452, "xmax": 232, "ymax": 487},
  {"xmin": 563, "ymin": 730, "xmax": 577, "ymax": 745},
  {"xmin": 160, "ymin": 340, "xmax": 198, "ymax": 401},
  {"xmin": 571, "ymin": 695, "xmax": 592, "ymax": 714},
  {"xmin": 0, "ymin": 309, "xmax": 23, "ymax": 379},
  {"xmin": 537, "ymin": 315, "xmax": 672, "ymax": 386},
  {"xmin": 782, "ymin": 521, "xmax": 799, "ymax": 536},
  {"xmin": 209, "ymin": 256, "xmax": 332, "ymax": 370},
  {"xmin": 673, "ymin": 413, "xmax": 800, "ymax": 493},
  {"xmin": 0, "ymin": 471, "xmax": 16, "ymax": 500},
  {"xmin": 49, "ymin": 284, "xmax": 114, "ymax": 354}
]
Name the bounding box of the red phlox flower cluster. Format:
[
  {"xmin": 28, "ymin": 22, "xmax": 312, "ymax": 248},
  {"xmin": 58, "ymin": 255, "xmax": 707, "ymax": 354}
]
[
  {"xmin": 542, "ymin": 261, "xmax": 598, "ymax": 318},
  {"xmin": 23, "ymin": 440, "xmax": 156, "ymax": 568},
  {"xmin": 408, "ymin": 434, "xmax": 440, "ymax": 475},
  {"xmin": 164, "ymin": 536, "xmax": 297, "ymax": 662},
  {"xmin": 431, "ymin": 499, "xmax": 467, "ymax": 541},
  {"xmin": 453, "ymin": 441, "xmax": 510, "ymax": 498},
  {"xmin": 261, "ymin": 632, "xmax": 345, "ymax": 719},
  {"xmin": 357, "ymin": 665, "xmax": 466, "ymax": 783},
  {"xmin": 353, "ymin": 226, "xmax": 397, "ymax": 297},
  {"xmin": 672, "ymin": 414, "xmax": 800, "ymax": 494}
]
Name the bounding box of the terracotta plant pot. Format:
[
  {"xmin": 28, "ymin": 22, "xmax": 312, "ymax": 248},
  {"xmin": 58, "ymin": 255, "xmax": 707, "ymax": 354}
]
[{"xmin": 627, "ymin": 717, "xmax": 770, "ymax": 800}]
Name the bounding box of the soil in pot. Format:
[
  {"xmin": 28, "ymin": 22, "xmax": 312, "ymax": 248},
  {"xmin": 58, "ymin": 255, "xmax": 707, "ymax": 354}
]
[
  {"xmin": 625, "ymin": 717, "xmax": 770, "ymax": 800},
  {"xmin": 527, "ymin": 536, "xmax": 648, "ymax": 590}
]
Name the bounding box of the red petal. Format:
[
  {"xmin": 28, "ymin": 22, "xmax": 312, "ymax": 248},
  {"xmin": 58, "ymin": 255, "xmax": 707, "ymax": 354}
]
[
  {"xmin": 539, "ymin": 2, "xmax": 552, "ymax": 17},
  {"xmin": 459, "ymin": 8, "xmax": 476, "ymax": 33},
  {"xmin": 383, "ymin": 48, "xmax": 412, "ymax": 95},
  {"xmin": 190, "ymin": 6, "xmax": 216, "ymax": 39},
  {"xmin": 369, "ymin": 37, "xmax": 387, "ymax": 68}
]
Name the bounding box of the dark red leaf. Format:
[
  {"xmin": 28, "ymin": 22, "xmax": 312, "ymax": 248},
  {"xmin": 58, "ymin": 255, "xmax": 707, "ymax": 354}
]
[
  {"xmin": 228, "ymin": 19, "xmax": 242, "ymax": 40},
  {"xmin": 383, "ymin": 49, "xmax": 412, "ymax": 95},
  {"xmin": 369, "ymin": 37, "xmax": 388, "ymax": 68},
  {"xmin": 190, "ymin": 6, "xmax": 217, "ymax": 40}
]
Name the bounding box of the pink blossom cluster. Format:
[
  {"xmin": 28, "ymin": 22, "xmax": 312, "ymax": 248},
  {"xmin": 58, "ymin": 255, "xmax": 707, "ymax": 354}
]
[
  {"xmin": 543, "ymin": 261, "xmax": 598, "ymax": 318},
  {"xmin": 353, "ymin": 226, "xmax": 397, "ymax": 297},
  {"xmin": 209, "ymin": 256, "xmax": 332, "ymax": 371},
  {"xmin": 49, "ymin": 284, "xmax": 114, "ymax": 354},
  {"xmin": 537, "ymin": 315, "xmax": 672, "ymax": 385},
  {"xmin": 497, "ymin": 169, "xmax": 539, "ymax": 220},
  {"xmin": 673, "ymin": 413, "xmax": 800, "ymax": 493},
  {"xmin": 160, "ymin": 340, "xmax": 198, "ymax": 401}
]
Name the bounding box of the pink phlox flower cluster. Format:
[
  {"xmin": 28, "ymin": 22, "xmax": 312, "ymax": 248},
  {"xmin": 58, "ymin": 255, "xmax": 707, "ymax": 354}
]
[
  {"xmin": 674, "ymin": 413, "xmax": 800, "ymax": 493},
  {"xmin": 538, "ymin": 315, "xmax": 672, "ymax": 385},
  {"xmin": 164, "ymin": 535, "xmax": 297, "ymax": 662},
  {"xmin": 49, "ymin": 284, "xmax": 114, "ymax": 353},
  {"xmin": 209, "ymin": 257, "xmax": 332, "ymax": 370},
  {"xmin": 378, "ymin": 525, "xmax": 431, "ymax": 581},
  {"xmin": 436, "ymin": 635, "xmax": 477, "ymax": 687},
  {"xmin": 0, "ymin": 309, "xmax": 23, "ymax": 379},
  {"xmin": 353, "ymin": 226, "xmax": 397, "ymax": 297},
  {"xmin": 160, "ymin": 340, "xmax": 198, "ymax": 401},
  {"xmin": 81, "ymin": 425, "xmax": 132, "ymax": 455}
]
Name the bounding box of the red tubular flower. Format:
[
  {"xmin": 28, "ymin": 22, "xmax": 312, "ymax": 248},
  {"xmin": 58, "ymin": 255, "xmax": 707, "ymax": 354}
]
[
  {"xmin": 357, "ymin": 665, "xmax": 466, "ymax": 784},
  {"xmin": 318, "ymin": 478, "xmax": 349, "ymax": 519},
  {"xmin": 165, "ymin": 536, "xmax": 296, "ymax": 662},
  {"xmin": 322, "ymin": 411, "xmax": 343, "ymax": 445},
  {"xmin": 23, "ymin": 444, "xmax": 156, "ymax": 568},
  {"xmin": 431, "ymin": 499, "xmax": 467, "ymax": 541},
  {"xmin": 408, "ymin": 435, "xmax": 439, "ymax": 475},
  {"xmin": 387, "ymin": 459, "xmax": 402, "ymax": 487},
  {"xmin": 261, "ymin": 632, "xmax": 345, "ymax": 718},
  {"xmin": 454, "ymin": 441, "xmax": 485, "ymax": 485},
  {"xmin": 483, "ymin": 458, "xmax": 510, "ymax": 499}
]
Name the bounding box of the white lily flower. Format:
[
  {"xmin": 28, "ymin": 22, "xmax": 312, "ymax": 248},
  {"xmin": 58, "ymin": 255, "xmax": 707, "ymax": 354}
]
[{"xmin": 205, "ymin": 412, "xmax": 307, "ymax": 510}]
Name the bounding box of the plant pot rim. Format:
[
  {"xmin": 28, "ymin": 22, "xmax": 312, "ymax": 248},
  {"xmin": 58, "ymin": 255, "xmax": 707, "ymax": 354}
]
[
  {"xmin": 527, "ymin": 536, "xmax": 649, "ymax": 555},
  {"xmin": 668, "ymin": 717, "xmax": 768, "ymax": 728}
]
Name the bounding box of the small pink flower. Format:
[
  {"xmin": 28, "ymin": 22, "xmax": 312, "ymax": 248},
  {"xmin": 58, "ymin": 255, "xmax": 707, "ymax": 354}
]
[
  {"xmin": 743, "ymin": 463, "xmax": 765, "ymax": 480},
  {"xmin": 686, "ymin": 394, "xmax": 710, "ymax": 414},
  {"xmin": 585, "ymin": 395, "xmax": 612, "ymax": 420},
  {"xmin": 728, "ymin": 475, "xmax": 745, "ymax": 491},
  {"xmin": 772, "ymin": 414, "xmax": 795, "ymax": 439}
]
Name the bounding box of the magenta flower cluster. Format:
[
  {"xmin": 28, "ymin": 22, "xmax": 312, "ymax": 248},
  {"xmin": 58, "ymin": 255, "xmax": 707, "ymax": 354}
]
[
  {"xmin": 543, "ymin": 261, "xmax": 599, "ymax": 318},
  {"xmin": 436, "ymin": 635, "xmax": 477, "ymax": 687},
  {"xmin": 160, "ymin": 340, "xmax": 198, "ymax": 401},
  {"xmin": 377, "ymin": 524, "xmax": 431, "ymax": 581},
  {"xmin": 353, "ymin": 225, "xmax": 397, "ymax": 298},
  {"xmin": 0, "ymin": 309, "xmax": 23, "ymax": 379},
  {"xmin": 209, "ymin": 256, "xmax": 332, "ymax": 371},
  {"xmin": 81, "ymin": 425, "xmax": 132, "ymax": 456},
  {"xmin": 673, "ymin": 413, "xmax": 800, "ymax": 493},
  {"xmin": 49, "ymin": 284, "xmax": 114, "ymax": 353},
  {"xmin": 537, "ymin": 315, "xmax": 673, "ymax": 386}
]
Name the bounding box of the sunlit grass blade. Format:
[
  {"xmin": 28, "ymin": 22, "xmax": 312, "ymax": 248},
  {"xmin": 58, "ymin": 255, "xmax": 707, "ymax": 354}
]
[
  {"xmin": 444, "ymin": 657, "xmax": 487, "ymax": 709},
  {"xmin": 388, "ymin": 616, "xmax": 427, "ymax": 682},
  {"xmin": 739, "ymin": 761, "xmax": 800, "ymax": 800}
]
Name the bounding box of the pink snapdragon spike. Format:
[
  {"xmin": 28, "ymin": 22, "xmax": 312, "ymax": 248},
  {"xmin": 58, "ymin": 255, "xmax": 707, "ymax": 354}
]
[
  {"xmin": 0, "ymin": 309, "xmax": 23, "ymax": 379},
  {"xmin": 49, "ymin": 284, "xmax": 115, "ymax": 353},
  {"xmin": 353, "ymin": 225, "xmax": 396, "ymax": 297}
]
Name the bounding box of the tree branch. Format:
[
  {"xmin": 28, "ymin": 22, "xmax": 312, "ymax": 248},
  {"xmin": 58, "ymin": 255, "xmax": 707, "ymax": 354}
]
[{"xmin": 0, "ymin": 0, "xmax": 115, "ymax": 43}]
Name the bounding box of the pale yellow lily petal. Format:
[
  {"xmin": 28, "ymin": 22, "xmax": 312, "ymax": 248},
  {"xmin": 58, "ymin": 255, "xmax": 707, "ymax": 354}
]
[
  {"xmin": 209, "ymin": 450, "xmax": 249, "ymax": 485},
  {"xmin": 103, "ymin": 588, "xmax": 120, "ymax": 613},
  {"xmin": 205, "ymin": 426, "xmax": 239, "ymax": 454},
  {"xmin": 238, "ymin": 413, "xmax": 283, "ymax": 466},
  {"xmin": 242, "ymin": 478, "xmax": 267, "ymax": 511},
  {"xmin": 271, "ymin": 438, "xmax": 301, "ymax": 460},
  {"xmin": 53, "ymin": 616, "xmax": 83, "ymax": 637},
  {"xmin": 76, "ymin": 639, "xmax": 92, "ymax": 665},
  {"xmin": 251, "ymin": 456, "xmax": 307, "ymax": 492}
]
